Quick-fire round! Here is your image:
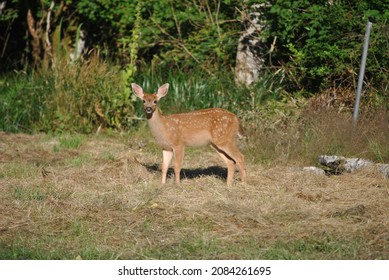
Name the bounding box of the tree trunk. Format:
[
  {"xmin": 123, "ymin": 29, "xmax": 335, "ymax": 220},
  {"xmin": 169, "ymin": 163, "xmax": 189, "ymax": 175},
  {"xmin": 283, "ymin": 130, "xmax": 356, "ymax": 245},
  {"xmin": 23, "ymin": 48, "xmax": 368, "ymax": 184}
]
[
  {"xmin": 234, "ymin": 2, "xmax": 269, "ymax": 86},
  {"xmin": 0, "ymin": 1, "xmax": 6, "ymax": 15},
  {"xmin": 27, "ymin": 9, "xmax": 42, "ymax": 68}
]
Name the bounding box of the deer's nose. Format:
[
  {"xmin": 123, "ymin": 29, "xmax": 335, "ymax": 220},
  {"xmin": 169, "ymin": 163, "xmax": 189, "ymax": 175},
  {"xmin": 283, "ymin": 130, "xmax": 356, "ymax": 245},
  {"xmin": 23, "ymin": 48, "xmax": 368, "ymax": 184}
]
[{"xmin": 146, "ymin": 107, "xmax": 153, "ymax": 114}]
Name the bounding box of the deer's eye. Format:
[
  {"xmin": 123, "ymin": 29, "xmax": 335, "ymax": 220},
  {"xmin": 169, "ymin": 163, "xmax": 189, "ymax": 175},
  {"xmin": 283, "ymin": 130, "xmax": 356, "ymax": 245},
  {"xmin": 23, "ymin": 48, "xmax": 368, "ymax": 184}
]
[
  {"xmin": 153, "ymin": 100, "xmax": 158, "ymax": 104},
  {"xmin": 143, "ymin": 100, "xmax": 146, "ymax": 104}
]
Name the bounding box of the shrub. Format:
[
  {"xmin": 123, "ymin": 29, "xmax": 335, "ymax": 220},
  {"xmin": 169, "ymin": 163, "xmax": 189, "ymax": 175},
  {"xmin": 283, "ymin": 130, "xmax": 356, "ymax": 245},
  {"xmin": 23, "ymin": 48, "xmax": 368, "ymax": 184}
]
[
  {"xmin": 267, "ymin": 0, "xmax": 389, "ymax": 95},
  {"xmin": 41, "ymin": 55, "xmax": 134, "ymax": 133},
  {"xmin": 0, "ymin": 55, "xmax": 135, "ymax": 133}
]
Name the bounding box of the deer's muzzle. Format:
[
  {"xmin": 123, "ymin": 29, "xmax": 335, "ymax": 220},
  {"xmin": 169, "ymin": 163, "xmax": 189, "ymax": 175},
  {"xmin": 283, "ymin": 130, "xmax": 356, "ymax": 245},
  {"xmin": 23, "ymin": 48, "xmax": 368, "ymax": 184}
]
[{"xmin": 146, "ymin": 107, "xmax": 153, "ymax": 114}]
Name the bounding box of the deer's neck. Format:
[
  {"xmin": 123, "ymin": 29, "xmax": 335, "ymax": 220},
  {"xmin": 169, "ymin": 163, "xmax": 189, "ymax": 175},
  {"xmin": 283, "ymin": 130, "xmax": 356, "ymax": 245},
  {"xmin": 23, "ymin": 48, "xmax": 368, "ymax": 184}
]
[{"xmin": 147, "ymin": 108, "xmax": 170, "ymax": 147}]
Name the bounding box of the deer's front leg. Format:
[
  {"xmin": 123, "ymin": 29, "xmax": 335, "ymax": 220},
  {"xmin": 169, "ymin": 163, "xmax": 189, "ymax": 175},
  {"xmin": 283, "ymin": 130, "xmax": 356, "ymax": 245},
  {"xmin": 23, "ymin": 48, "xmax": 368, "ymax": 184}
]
[
  {"xmin": 162, "ymin": 150, "xmax": 173, "ymax": 184},
  {"xmin": 173, "ymin": 146, "xmax": 185, "ymax": 184}
]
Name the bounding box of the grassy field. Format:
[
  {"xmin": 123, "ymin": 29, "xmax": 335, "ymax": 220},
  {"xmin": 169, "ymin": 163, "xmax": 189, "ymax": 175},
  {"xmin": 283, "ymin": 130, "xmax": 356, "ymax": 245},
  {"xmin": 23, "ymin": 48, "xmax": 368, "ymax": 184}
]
[{"xmin": 0, "ymin": 124, "xmax": 388, "ymax": 260}]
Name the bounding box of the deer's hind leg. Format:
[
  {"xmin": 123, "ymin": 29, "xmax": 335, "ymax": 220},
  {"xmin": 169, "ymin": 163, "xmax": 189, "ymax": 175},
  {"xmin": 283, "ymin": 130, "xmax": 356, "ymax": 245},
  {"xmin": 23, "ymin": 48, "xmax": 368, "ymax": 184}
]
[
  {"xmin": 214, "ymin": 148, "xmax": 236, "ymax": 186},
  {"xmin": 212, "ymin": 142, "xmax": 247, "ymax": 185}
]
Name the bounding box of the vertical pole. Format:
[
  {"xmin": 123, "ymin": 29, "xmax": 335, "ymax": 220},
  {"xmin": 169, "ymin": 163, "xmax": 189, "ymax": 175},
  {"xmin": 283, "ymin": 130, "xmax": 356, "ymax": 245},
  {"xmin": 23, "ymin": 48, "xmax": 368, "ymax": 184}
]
[{"xmin": 353, "ymin": 21, "xmax": 372, "ymax": 126}]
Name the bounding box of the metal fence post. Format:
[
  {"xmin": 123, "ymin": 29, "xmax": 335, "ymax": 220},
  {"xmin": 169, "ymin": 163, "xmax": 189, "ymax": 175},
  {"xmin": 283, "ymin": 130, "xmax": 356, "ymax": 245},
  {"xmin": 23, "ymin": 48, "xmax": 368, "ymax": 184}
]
[{"xmin": 353, "ymin": 21, "xmax": 372, "ymax": 126}]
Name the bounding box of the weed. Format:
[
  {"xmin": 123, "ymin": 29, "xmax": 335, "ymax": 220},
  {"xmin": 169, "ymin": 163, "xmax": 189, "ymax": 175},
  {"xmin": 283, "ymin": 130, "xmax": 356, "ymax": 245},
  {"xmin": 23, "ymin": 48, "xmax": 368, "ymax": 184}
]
[
  {"xmin": 0, "ymin": 162, "xmax": 39, "ymax": 179},
  {"xmin": 58, "ymin": 134, "xmax": 84, "ymax": 150},
  {"xmin": 368, "ymin": 139, "xmax": 389, "ymax": 164},
  {"xmin": 12, "ymin": 185, "xmax": 46, "ymax": 201},
  {"xmin": 264, "ymin": 237, "xmax": 363, "ymax": 260},
  {"xmin": 64, "ymin": 154, "xmax": 93, "ymax": 167},
  {"xmin": 71, "ymin": 220, "xmax": 88, "ymax": 237},
  {"xmin": 102, "ymin": 150, "xmax": 116, "ymax": 161}
]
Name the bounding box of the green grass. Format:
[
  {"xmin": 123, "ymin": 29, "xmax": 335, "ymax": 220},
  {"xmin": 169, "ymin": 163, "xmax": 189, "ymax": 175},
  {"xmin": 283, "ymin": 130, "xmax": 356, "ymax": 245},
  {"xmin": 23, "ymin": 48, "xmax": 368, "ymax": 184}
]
[
  {"xmin": 0, "ymin": 233, "xmax": 375, "ymax": 260},
  {"xmin": 102, "ymin": 150, "xmax": 117, "ymax": 161},
  {"xmin": 58, "ymin": 134, "xmax": 84, "ymax": 150},
  {"xmin": 263, "ymin": 238, "xmax": 362, "ymax": 260},
  {"xmin": 133, "ymin": 68, "xmax": 284, "ymax": 116},
  {"xmin": 11, "ymin": 185, "xmax": 47, "ymax": 201},
  {"xmin": 63, "ymin": 154, "xmax": 93, "ymax": 167},
  {"xmin": 0, "ymin": 162, "xmax": 40, "ymax": 179},
  {"xmin": 0, "ymin": 237, "xmax": 113, "ymax": 260},
  {"xmin": 0, "ymin": 74, "xmax": 48, "ymax": 133}
]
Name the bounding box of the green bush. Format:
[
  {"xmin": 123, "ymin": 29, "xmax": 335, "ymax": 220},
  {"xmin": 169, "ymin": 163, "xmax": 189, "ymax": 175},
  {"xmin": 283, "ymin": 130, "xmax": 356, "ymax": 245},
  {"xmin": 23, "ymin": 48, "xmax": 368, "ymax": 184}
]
[
  {"xmin": 267, "ymin": 0, "xmax": 389, "ymax": 94},
  {"xmin": 75, "ymin": 0, "xmax": 240, "ymax": 71},
  {"xmin": 40, "ymin": 56, "xmax": 133, "ymax": 133},
  {"xmin": 0, "ymin": 56, "xmax": 135, "ymax": 133}
]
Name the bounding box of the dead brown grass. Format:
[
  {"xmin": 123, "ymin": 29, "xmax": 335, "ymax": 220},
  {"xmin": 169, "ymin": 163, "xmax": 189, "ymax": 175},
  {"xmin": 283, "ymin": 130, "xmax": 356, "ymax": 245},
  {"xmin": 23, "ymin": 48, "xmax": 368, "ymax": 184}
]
[
  {"xmin": 0, "ymin": 130, "xmax": 388, "ymax": 259},
  {"xmin": 242, "ymin": 103, "xmax": 389, "ymax": 167}
]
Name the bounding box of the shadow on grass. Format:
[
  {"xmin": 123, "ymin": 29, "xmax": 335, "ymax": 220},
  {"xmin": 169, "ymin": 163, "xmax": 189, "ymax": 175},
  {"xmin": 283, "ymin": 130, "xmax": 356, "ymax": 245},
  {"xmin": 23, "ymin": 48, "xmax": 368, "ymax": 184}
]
[{"xmin": 142, "ymin": 163, "xmax": 227, "ymax": 182}]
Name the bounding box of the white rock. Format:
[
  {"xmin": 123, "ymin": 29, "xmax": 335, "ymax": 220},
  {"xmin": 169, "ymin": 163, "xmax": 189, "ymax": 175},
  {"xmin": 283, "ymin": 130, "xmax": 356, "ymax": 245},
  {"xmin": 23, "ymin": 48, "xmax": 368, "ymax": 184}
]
[{"xmin": 302, "ymin": 166, "xmax": 325, "ymax": 175}]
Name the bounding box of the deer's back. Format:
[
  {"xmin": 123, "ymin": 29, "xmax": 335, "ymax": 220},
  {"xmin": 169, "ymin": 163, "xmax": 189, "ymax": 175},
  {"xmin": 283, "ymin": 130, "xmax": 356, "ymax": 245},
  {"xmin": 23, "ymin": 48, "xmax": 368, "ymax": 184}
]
[{"xmin": 162, "ymin": 108, "xmax": 241, "ymax": 147}]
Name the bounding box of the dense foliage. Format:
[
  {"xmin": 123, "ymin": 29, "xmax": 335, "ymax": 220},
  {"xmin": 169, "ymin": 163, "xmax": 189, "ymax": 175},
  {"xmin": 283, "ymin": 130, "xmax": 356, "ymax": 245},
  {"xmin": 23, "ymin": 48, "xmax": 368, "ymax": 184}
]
[
  {"xmin": 267, "ymin": 0, "xmax": 389, "ymax": 93},
  {"xmin": 1, "ymin": 0, "xmax": 388, "ymax": 91},
  {"xmin": 1, "ymin": 0, "xmax": 388, "ymax": 133},
  {"xmin": 0, "ymin": 0, "xmax": 241, "ymax": 72}
]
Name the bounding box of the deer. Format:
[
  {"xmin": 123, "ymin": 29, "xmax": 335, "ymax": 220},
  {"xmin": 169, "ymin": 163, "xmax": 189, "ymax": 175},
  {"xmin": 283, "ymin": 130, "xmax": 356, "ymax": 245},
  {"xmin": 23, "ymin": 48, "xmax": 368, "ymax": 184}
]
[{"xmin": 131, "ymin": 83, "xmax": 247, "ymax": 186}]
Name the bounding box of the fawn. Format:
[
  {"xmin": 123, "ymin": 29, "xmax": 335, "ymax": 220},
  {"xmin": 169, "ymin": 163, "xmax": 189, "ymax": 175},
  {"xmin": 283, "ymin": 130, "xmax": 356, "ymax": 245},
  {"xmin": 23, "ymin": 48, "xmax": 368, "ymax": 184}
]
[{"xmin": 132, "ymin": 83, "xmax": 247, "ymax": 186}]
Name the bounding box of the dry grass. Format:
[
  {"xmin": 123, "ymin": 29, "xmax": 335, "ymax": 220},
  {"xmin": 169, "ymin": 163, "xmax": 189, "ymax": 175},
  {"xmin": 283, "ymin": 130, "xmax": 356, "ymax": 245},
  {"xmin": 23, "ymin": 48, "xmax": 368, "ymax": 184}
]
[
  {"xmin": 0, "ymin": 129, "xmax": 388, "ymax": 260},
  {"xmin": 242, "ymin": 105, "xmax": 389, "ymax": 167}
]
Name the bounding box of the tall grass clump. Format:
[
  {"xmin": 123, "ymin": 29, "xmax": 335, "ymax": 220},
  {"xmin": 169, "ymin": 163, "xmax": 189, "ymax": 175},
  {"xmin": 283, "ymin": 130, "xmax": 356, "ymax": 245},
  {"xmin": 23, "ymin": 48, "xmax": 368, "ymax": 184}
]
[
  {"xmin": 243, "ymin": 97, "xmax": 389, "ymax": 166},
  {"xmin": 240, "ymin": 95, "xmax": 304, "ymax": 165},
  {"xmin": 0, "ymin": 74, "xmax": 49, "ymax": 133},
  {"xmin": 42, "ymin": 54, "xmax": 134, "ymax": 133},
  {"xmin": 0, "ymin": 54, "xmax": 135, "ymax": 133}
]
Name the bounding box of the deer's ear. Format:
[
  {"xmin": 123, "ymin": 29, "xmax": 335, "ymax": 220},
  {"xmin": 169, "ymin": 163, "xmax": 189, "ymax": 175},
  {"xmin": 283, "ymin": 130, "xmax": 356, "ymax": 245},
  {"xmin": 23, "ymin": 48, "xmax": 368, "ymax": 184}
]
[
  {"xmin": 156, "ymin": 83, "xmax": 169, "ymax": 100},
  {"xmin": 131, "ymin": 83, "xmax": 144, "ymax": 99}
]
